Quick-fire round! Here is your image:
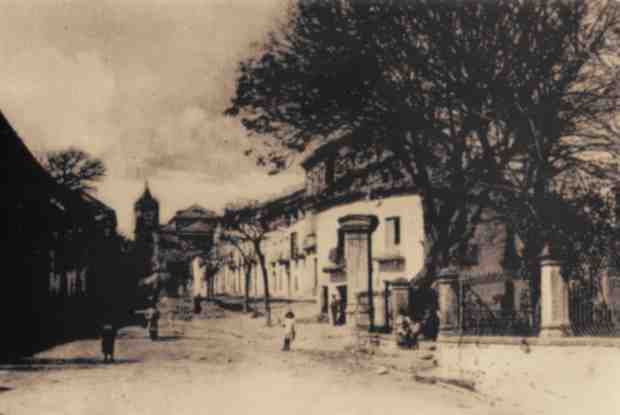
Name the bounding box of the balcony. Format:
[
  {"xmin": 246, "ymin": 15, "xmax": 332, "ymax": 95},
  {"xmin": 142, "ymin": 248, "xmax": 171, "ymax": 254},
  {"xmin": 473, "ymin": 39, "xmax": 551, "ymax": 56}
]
[{"xmin": 302, "ymin": 233, "xmax": 317, "ymax": 253}]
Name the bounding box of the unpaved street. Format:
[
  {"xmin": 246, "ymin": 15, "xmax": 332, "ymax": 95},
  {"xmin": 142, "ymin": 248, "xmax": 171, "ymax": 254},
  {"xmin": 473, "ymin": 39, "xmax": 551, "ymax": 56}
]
[{"xmin": 0, "ymin": 304, "xmax": 524, "ymax": 415}]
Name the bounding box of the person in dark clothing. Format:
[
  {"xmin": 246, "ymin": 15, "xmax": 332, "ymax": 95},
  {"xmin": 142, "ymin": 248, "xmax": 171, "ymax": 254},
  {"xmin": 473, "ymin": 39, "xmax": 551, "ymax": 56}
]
[
  {"xmin": 422, "ymin": 309, "xmax": 440, "ymax": 341},
  {"xmin": 194, "ymin": 295, "xmax": 203, "ymax": 314},
  {"xmin": 145, "ymin": 306, "xmax": 160, "ymax": 341},
  {"xmin": 329, "ymin": 294, "xmax": 340, "ymax": 326},
  {"xmin": 101, "ymin": 323, "xmax": 117, "ymax": 363}
]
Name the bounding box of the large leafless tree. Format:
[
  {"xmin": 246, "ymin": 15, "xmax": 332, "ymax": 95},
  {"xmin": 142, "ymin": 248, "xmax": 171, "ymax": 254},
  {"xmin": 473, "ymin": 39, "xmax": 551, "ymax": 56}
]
[{"xmin": 226, "ymin": 0, "xmax": 620, "ymax": 298}]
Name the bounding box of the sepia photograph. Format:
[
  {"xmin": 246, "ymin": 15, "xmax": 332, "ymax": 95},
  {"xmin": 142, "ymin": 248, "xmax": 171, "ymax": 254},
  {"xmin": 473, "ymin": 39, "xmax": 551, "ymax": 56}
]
[{"xmin": 1, "ymin": 0, "xmax": 620, "ymax": 414}]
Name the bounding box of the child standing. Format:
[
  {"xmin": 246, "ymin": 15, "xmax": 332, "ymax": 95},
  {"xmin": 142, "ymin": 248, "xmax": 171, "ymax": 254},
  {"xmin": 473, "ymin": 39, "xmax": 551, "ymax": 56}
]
[
  {"xmin": 101, "ymin": 323, "xmax": 117, "ymax": 363},
  {"xmin": 281, "ymin": 310, "xmax": 296, "ymax": 351}
]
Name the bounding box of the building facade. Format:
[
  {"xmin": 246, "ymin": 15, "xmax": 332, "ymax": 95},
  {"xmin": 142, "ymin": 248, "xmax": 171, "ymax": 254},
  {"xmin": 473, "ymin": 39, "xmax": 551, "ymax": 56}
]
[
  {"xmin": 133, "ymin": 190, "xmax": 218, "ymax": 303},
  {"xmin": 211, "ymin": 139, "xmax": 436, "ymax": 328},
  {"xmin": 2, "ymin": 111, "xmax": 121, "ymax": 359}
]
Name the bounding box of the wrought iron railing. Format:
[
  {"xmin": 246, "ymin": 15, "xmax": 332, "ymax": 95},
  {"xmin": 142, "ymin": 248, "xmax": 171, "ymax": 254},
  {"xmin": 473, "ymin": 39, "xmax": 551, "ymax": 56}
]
[
  {"xmin": 460, "ymin": 283, "xmax": 538, "ymax": 337},
  {"xmin": 569, "ymin": 286, "xmax": 620, "ymax": 336}
]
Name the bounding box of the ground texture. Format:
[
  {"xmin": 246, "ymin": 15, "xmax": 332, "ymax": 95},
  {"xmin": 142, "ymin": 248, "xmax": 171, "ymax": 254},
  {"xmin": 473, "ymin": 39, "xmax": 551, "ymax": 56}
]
[{"xmin": 0, "ymin": 303, "xmax": 526, "ymax": 415}]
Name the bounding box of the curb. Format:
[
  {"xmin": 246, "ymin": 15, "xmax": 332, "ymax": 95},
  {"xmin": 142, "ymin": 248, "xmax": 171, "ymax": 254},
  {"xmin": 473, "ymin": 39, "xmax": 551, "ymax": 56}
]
[{"xmin": 413, "ymin": 373, "xmax": 476, "ymax": 392}]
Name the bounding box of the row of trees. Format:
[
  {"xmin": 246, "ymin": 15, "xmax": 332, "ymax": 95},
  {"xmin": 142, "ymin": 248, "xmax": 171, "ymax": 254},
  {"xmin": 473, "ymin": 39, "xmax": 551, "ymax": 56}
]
[{"xmin": 225, "ymin": 0, "xmax": 620, "ymax": 316}]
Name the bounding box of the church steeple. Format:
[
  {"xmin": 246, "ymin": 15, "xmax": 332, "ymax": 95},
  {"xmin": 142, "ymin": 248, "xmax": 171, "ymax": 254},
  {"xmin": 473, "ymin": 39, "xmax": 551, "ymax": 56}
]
[
  {"xmin": 134, "ymin": 181, "xmax": 160, "ymax": 240},
  {"xmin": 135, "ymin": 181, "xmax": 159, "ymax": 210}
]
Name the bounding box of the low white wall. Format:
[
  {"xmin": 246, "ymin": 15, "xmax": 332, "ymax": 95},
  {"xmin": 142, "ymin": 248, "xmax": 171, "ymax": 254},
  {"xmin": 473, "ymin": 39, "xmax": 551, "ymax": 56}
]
[{"xmin": 434, "ymin": 339, "xmax": 620, "ymax": 414}]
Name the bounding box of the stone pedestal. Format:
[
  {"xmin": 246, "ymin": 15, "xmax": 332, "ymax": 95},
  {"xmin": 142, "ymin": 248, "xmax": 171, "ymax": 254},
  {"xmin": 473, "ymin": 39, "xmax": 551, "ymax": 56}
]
[
  {"xmin": 539, "ymin": 258, "xmax": 571, "ymax": 337},
  {"xmin": 338, "ymin": 214, "xmax": 378, "ymax": 331},
  {"xmin": 436, "ymin": 268, "xmax": 460, "ymax": 337}
]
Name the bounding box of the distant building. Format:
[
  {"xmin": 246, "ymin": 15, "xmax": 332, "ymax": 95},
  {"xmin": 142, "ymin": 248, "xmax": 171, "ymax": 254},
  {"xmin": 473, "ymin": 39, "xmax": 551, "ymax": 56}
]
[{"xmin": 133, "ymin": 188, "xmax": 217, "ymax": 300}]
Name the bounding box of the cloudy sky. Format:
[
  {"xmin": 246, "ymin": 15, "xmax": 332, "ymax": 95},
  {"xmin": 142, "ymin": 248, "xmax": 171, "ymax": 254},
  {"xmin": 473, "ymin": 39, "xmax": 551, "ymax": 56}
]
[{"xmin": 0, "ymin": 0, "xmax": 304, "ymax": 235}]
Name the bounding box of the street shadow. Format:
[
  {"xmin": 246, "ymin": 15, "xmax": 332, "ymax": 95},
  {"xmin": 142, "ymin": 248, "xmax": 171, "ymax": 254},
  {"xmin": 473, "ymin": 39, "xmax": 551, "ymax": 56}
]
[
  {"xmin": 0, "ymin": 386, "xmax": 13, "ymax": 393},
  {"xmin": 0, "ymin": 357, "xmax": 141, "ymax": 372},
  {"xmin": 154, "ymin": 335, "xmax": 182, "ymax": 342}
]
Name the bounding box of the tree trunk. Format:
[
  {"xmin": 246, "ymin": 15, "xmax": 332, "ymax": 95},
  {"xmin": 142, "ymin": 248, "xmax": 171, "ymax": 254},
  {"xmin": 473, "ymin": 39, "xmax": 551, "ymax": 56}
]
[
  {"xmin": 205, "ymin": 274, "xmax": 211, "ymax": 300},
  {"xmin": 522, "ymin": 238, "xmax": 544, "ymax": 329},
  {"xmin": 257, "ymin": 250, "xmax": 272, "ymax": 326},
  {"xmin": 417, "ymin": 193, "xmax": 453, "ymax": 287},
  {"xmin": 244, "ymin": 265, "xmax": 251, "ymax": 313}
]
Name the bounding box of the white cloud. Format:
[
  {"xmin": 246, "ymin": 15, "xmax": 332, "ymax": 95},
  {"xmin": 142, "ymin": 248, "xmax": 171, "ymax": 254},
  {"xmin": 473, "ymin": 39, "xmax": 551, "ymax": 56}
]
[
  {"xmin": 0, "ymin": 0, "xmax": 303, "ymax": 236},
  {"xmin": 1, "ymin": 48, "xmax": 118, "ymax": 155}
]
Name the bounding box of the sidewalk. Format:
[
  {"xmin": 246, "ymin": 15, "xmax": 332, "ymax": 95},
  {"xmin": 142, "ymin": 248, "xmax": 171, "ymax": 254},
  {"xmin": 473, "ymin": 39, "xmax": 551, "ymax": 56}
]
[{"xmin": 190, "ymin": 302, "xmax": 620, "ymax": 415}]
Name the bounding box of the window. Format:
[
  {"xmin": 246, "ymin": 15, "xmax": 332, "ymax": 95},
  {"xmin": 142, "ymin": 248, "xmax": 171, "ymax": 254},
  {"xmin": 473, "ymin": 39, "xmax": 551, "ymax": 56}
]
[
  {"xmin": 290, "ymin": 232, "xmax": 299, "ymax": 258},
  {"xmin": 385, "ymin": 217, "xmax": 401, "ymax": 248}
]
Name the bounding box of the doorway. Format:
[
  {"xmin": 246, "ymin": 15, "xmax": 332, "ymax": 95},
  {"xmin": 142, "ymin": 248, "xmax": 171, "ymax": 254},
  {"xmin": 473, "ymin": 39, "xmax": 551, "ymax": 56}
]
[
  {"xmin": 321, "ymin": 286, "xmax": 329, "ymax": 314},
  {"xmin": 336, "ymin": 285, "xmax": 347, "ymax": 325}
]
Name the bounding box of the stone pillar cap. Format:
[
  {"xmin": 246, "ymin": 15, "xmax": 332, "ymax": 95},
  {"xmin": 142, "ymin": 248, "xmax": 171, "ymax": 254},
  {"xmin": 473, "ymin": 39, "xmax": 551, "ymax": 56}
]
[
  {"xmin": 437, "ymin": 267, "xmax": 459, "ymax": 280},
  {"xmin": 539, "ymin": 256, "xmax": 563, "ymax": 266},
  {"xmin": 538, "ymin": 244, "xmax": 564, "ymax": 265},
  {"xmin": 389, "ymin": 277, "xmax": 410, "ymax": 287},
  {"xmin": 337, "ymin": 214, "xmax": 379, "ymax": 233}
]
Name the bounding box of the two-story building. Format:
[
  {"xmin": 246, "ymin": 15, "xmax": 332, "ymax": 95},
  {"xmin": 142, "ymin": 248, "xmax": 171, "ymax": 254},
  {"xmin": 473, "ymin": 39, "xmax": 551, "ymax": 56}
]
[{"xmin": 212, "ymin": 135, "xmax": 431, "ymax": 326}]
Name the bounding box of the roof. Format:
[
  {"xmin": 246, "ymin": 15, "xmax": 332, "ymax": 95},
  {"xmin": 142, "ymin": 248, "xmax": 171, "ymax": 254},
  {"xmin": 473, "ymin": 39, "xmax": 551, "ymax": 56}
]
[
  {"xmin": 2, "ymin": 110, "xmax": 57, "ymax": 189},
  {"xmin": 2, "ymin": 110, "xmax": 101, "ymax": 224},
  {"xmin": 259, "ymin": 183, "xmax": 306, "ymax": 208},
  {"xmin": 300, "ymin": 130, "xmax": 352, "ymax": 169},
  {"xmin": 174, "ymin": 204, "xmax": 218, "ymax": 219},
  {"xmin": 135, "ymin": 183, "xmax": 159, "ymax": 209},
  {"xmin": 179, "ymin": 220, "xmax": 216, "ymax": 234},
  {"xmin": 80, "ymin": 192, "xmax": 117, "ymax": 225},
  {"xmin": 160, "ymin": 222, "xmax": 176, "ymax": 233}
]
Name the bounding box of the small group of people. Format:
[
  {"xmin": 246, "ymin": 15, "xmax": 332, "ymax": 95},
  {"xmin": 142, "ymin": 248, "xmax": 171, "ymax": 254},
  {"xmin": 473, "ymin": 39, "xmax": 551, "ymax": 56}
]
[{"xmin": 396, "ymin": 308, "xmax": 440, "ymax": 349}]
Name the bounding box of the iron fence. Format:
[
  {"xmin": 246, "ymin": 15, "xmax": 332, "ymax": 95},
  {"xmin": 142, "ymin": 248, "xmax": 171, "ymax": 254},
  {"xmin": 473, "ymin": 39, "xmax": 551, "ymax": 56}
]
[
  {"xmin": 459, "ymin": 278, "xmax": 539, "ymax": 337},
  {"xmin": 569, "ymin": 284, "xmax": 620, "ymax": 336}
]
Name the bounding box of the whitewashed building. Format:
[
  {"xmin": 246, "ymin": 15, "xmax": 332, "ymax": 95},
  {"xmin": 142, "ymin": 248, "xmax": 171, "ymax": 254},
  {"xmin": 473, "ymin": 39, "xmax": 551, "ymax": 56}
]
[{"xmin": 212, "ymin": 137, "xmax": 429, "ymax": 328}]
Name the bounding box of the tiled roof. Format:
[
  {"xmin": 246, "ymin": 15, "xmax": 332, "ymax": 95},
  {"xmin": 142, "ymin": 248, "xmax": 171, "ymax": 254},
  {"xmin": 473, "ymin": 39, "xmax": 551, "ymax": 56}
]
[
  {"xmin": 160, "ymin": 222, "xmax": 176, "ymax": 233},
  {"xmin": 179, "ymin": 220, "xmax": 215, "ymax": 234},
  {"xmin": 174, "ymin": 204, "xmax": 218, "ymax": 219}
]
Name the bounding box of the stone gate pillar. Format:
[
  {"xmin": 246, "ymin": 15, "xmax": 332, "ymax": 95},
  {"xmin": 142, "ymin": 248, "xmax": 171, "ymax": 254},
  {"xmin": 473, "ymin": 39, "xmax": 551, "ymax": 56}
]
[
  {"xmin": 539, "ymin": 256, "xmax": 571, "ymax": 337},
  {"xmin": 436, "ymin": 267, "xmax": 460, "ymax": 337},
  {"xmin": 338, "ymin": 214, "xmax": 379, "ymax": 331}
]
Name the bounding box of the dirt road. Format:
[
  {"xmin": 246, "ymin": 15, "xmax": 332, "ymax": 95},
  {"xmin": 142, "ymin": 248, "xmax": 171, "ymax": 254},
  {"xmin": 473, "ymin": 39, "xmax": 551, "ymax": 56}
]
[{"xmin": 0, "ymin": 304, "xmax": 524, "ymax": 415}]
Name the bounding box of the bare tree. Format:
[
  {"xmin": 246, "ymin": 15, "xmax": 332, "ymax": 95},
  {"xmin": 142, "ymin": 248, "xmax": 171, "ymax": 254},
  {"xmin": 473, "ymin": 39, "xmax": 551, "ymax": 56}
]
[
  {"xmin": 42, "ymin": 147, "xmax": 106, "ymax": 193},
  {"xmin": 198, "ymin": 244, "xmax": 227, "ymax": 300},
  {"xmin": 221, "ymin": 200, "xmax": 273, "ymax": 325}
]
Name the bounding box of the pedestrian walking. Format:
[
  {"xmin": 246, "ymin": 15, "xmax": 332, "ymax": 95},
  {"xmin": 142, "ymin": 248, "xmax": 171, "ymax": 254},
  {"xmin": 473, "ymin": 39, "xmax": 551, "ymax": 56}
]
[
  {"xmin": 329, "ymin": 294, "xmax": 340, "ymax": 326},
  {"xmin": 281, "ymin": 310, "xmax": 296, "ymax": 351},
  {"xmin": 101, "ymin": 323, "xmax": 117, "ymax": 363},
  {"xmin": 145, "ymin": 306, "xmax": 160, "ymax": 341}
]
